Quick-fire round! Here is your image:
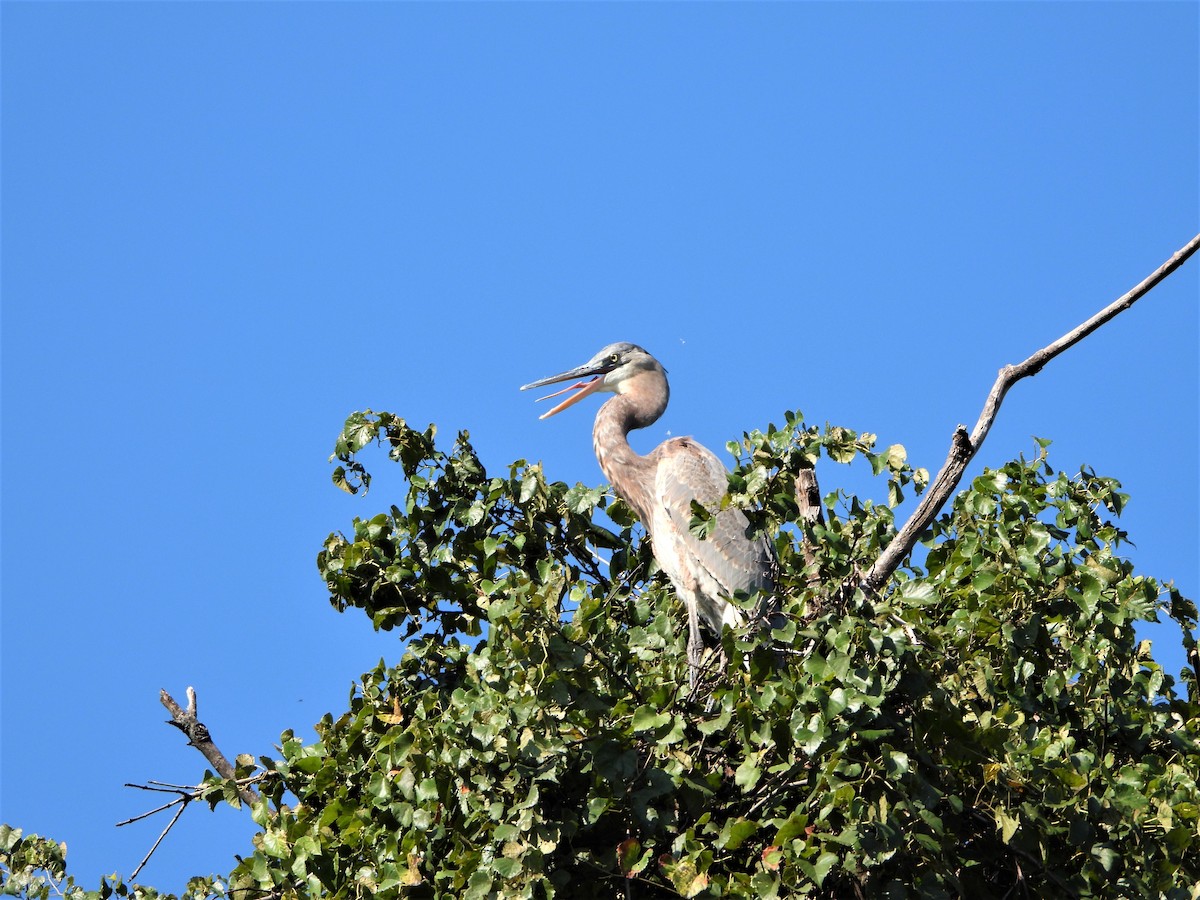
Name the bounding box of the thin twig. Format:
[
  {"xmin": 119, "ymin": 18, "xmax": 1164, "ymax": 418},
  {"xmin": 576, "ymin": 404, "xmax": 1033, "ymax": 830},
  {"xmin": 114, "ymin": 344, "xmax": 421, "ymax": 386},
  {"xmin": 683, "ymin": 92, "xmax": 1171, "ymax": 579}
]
[
  {"xmin": 115, "ymin": 793, "xmax": 189, "ymax": 827},
  {"xmin": 124, "ymin": 780, "xmax": 196, "ymax": 793},
  {"xmin": 860, "ymin": 233, "xmax": 1200, "ymax": 596},
  {"xmin": 129, "ymin": 797, "xmax": 189, "ymax": 880},
  {"xmin": 120, "ymin": 773, "xmax": 267, "ymax": 832}
]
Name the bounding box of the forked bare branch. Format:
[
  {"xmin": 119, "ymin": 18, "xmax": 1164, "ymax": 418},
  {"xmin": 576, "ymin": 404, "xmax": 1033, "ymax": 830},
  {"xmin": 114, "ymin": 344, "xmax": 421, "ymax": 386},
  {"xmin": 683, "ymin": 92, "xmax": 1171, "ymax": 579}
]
[
  {"xmin": 160, "ymin": 687, "xmax": 261, "ymax": 807},
  {"xmin": 119, "ymin": 773, "xmax": 266, "ymax": 880},
  {"xmin": 121, "ymin": 788, "xmax": 190, "ymax": 881}
]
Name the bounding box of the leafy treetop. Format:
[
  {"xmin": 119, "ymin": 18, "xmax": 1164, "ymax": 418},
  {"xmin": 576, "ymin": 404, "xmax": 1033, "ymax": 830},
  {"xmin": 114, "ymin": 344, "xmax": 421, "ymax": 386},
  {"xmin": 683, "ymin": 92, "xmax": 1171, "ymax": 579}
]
[{"xmin": 4, "ymin": 410, "xmax": 1198, "ymax": 899}]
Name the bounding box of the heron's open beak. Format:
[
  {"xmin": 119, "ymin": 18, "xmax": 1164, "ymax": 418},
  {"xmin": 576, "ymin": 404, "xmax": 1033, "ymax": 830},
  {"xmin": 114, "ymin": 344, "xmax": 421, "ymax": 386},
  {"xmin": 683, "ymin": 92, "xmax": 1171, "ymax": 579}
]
[
  {"xmin": 520, "ymin": 362, "xmax": 612, "ymax": 419},
  {"xmin": 528, "ymin": 377, "xmax": 605, "ymax": 419}
]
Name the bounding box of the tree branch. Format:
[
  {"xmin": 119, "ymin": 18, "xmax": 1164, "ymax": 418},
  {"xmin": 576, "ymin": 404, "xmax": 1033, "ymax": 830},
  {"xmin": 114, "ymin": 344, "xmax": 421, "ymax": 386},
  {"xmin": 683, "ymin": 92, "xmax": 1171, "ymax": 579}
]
[
  {"xmin": 794, "ymin": 466, "xmax": 825, "ymax": 596},
  {"xmin": 160, "ymin": 687, "xmax": 260, "ymax": 807},
  {"xmin": 119, "ymin": 776, "xmax": 264, "ymax": 880},
  {"xmin": 127, "ymin": 793, "xmax": 189, "ymax": 881},
  {"xmin": 861, "ymin": 232, "xmax": 1200, "ymax": 596}
]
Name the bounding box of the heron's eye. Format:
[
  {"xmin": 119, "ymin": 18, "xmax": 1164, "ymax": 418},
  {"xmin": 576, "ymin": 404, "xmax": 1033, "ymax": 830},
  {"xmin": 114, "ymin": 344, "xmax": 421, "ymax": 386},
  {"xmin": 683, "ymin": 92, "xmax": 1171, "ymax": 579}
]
[{"xmin": 609, "ymin": 353, "xmax": 620, "ymax": 364}]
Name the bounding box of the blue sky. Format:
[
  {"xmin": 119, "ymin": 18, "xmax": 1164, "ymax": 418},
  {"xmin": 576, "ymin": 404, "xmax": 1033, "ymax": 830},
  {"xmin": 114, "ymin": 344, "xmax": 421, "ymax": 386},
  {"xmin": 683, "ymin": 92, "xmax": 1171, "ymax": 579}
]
[{"xmin": 2, "ymin": 2, "xmax": 1196, "ymax": 892}]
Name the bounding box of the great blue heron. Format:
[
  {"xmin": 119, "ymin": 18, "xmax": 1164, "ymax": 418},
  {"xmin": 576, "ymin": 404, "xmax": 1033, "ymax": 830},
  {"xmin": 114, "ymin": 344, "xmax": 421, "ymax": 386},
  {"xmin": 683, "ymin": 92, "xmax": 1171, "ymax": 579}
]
[{"xmin": 520, "ymin": 342, "xmax": 776, "ymax": 673}]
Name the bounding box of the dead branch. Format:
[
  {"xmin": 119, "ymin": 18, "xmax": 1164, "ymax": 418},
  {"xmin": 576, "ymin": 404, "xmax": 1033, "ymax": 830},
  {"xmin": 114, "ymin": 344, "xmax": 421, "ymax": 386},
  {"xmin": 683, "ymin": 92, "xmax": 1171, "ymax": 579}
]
[
  {"xmin": 117, "ymin": 785, "xmax": 192, "ymax": 827},
  {"xmin": 117, "ymin": 784, "xmax": 193, "ymax": 881},
  {"xmin": 794, "ymin": 466, "xmax": 825, "ymax": 595},
  {"xmin": 860, "ymin": 232, "xmax": 1200, "ymax": 597},
  {"xmin": 129, "ymin": 795, "xmax": 188, "ymax": 880},
  {"xmin": 161, "ymin": 687, "xmax": 260, "ymax": 807},
  {"xmin": 119, "ymin": 773, "xmax": 266, "ymax": 879}
]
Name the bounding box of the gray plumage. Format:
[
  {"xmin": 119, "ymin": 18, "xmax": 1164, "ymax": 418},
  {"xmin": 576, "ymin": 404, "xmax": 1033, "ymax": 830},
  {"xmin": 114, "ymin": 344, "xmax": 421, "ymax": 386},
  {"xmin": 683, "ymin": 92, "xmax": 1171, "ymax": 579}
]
[{"xmin": 521, "ymin": 342, "xmax": 775, "ymax": 669}]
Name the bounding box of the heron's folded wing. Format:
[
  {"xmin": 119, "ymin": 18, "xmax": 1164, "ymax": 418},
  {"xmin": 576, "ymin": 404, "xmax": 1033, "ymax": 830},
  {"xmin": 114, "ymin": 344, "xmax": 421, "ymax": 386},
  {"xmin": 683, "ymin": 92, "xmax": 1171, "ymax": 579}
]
[{"xmin": 655, "ymin": 438, "xmax": 775, "ymax": 602}]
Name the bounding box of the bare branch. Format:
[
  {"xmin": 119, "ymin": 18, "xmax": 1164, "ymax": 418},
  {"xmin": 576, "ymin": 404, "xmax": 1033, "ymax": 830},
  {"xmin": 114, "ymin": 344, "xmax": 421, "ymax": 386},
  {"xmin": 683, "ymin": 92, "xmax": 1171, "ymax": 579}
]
[
  {"xmin": 129, "ymin": 797, "xmax": 189, "ymax": 881},
  {"xmin": 142, "ymin": 779, "xmax": 201, "ymax": 791},
  {"xmin": 861, "ymin": 233, "xmax": 1200, "ymax": 596},
  {"xmin": 120, "ymin": 776, "xmax": 265, "ymax": 828},
  {"xmin": 794, "ymin": 466, "xmax": 825, "ymax": 595},
  {"xmin": 116, "ymin": 791, "xmax": 188, "ymax": 827},
  {"xmin": 160, "ymin": 687, "xmax": 260, "ymax": 807}
]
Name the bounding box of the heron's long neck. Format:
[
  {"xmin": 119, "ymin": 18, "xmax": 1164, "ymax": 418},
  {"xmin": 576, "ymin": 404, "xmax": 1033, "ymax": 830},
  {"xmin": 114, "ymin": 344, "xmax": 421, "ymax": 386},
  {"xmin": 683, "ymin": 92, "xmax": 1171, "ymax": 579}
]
[{"xmin": 593, "ymin": 377, "xmax": 667, "ymax": 528}]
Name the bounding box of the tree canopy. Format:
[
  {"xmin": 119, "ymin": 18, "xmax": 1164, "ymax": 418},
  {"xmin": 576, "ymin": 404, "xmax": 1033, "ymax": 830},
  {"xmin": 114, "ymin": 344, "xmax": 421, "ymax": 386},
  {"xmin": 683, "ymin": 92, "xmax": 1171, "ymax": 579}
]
[{"xmin": 5, "ymin": 410, "xmax": 1199, "ymax": 899}]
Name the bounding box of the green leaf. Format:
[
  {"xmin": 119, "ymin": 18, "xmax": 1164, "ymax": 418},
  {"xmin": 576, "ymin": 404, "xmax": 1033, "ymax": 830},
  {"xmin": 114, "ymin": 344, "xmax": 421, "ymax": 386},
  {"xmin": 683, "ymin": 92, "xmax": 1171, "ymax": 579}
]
[
  {"xmin": 774, "ymin": 812, "xmax": 809, "ymax": 846},
  {"xmin": 883, "ymin": 746, "xmax": 910, "ymax": 777},
  {"xmin": 586, "ymin": 796, "xmax": 610, "ymax": 823},
  {"xmin": 719, "ymin": 817, "xmax": 759, "ymax": 850},
  {"xmin": 971, "ymin": 569, "xmax": 998, "ymax": 593},
  {"xmin": 735, "ymin": 755, "xmax": 762, "ymax": 791},
  {"xmin": 1091, "ymin": 845, "xmax": 1119, "ymax": 872},
  {"xmin": 617, "ymin": 838, "xmax": 642, "ymax": 875},
  {"xmin": 995, "ymin": 809, "xmax": 1019, "ymax": 844},
  {"xmin": 491, "ymin": 856, "xmax": 522, "ymax": 878},
  {"xmin": 799, "ymin": 850, "xmax": 839, "ymax": 886},
  {"xmin": 632, "ymin": 705, "xmax": 670, "ymax": 732},
  {"xmin": 258, "ymin": 830, "xmax": 289, "ymax": 859}
]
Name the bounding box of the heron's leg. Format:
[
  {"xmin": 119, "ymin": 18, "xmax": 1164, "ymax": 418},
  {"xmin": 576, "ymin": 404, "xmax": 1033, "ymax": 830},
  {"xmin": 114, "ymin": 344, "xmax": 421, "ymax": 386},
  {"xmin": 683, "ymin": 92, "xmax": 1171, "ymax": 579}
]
[{"xmin": 686, "ymin": 601, "xmax": 704, "ymax": 685}]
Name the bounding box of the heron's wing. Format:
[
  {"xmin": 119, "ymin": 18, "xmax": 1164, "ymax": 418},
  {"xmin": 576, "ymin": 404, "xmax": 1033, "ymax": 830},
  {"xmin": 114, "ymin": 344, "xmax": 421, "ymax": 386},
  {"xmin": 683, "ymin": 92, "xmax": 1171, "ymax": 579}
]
[{"xmin": 653, "ymin": 438, "xmax": 775, "ymax": 628}]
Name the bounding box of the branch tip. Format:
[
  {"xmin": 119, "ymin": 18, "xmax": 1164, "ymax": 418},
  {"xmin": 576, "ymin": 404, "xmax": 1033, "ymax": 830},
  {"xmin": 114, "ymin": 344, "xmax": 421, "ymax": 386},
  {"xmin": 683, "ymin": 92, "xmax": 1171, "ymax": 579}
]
[{"xmin": 860, "ymin": 234, "xmax": 1199, "ymax": 595}]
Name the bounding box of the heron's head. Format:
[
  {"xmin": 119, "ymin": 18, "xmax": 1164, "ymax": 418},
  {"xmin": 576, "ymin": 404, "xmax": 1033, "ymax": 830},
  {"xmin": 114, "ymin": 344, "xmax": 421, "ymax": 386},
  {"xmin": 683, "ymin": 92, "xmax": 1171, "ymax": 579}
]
[{"xmin": 520, "ymin": 342, "xmax": 668, "ymax": 420}]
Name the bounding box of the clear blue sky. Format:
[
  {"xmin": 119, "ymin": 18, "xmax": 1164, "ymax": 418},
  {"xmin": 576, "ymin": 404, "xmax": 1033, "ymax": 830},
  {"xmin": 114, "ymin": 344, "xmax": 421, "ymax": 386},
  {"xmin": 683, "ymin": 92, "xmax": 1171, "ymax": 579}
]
[{"xmin": 3, "ymin": 2, "xmax": 1196, "ymax": 892}]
